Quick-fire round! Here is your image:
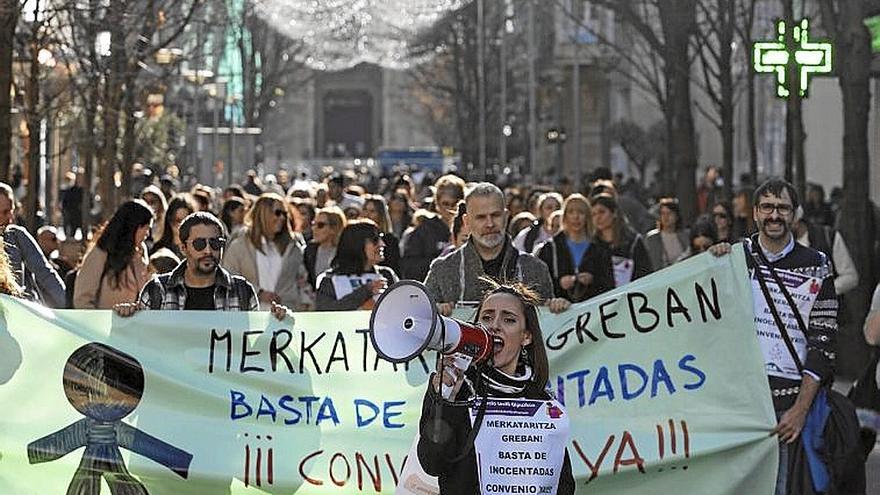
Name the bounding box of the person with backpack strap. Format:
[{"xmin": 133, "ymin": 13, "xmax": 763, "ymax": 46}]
[
  {"xmin": 793, "ymin": 209, "xmax": 859, "ymax": 297},
  {"xmin": 710, "ymin": 179, "xmax": 864, "ymax": 494},
  {"xmin": 590, "ymin": 193, "xmax": 652, "ymax": 287},
  {"xmin": 513, "ymin": 192, "xmax": 562, "ymax": 254}
]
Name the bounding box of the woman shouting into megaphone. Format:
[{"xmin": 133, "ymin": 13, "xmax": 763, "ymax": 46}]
[{"xmin": 417, "ymin": 279, "xmax": 575, "ymax": 495}]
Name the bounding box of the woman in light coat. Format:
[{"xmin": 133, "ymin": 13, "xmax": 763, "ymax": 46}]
[{"xmin": 222, "ymin": 193, "xmax": 313, "ymax": 311}]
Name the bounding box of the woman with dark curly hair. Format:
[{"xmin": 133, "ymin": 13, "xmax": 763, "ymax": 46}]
[
  {"xmin": 676, "ymin": 215, "xmax": 719, "ymax": 261},
  {"xmin": 315, "ymin": 219, "xmax": 398, "ymax": 311},
  {"xmin": 74, "ymin": 200, "xmax": 154, "ymax": 309}
]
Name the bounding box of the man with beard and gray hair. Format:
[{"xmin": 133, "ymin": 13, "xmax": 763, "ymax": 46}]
[
  {"xmin": 113, "ymin": 212, "xmax": 288, "ymax": 320},
  {"xmin": 424, "ymin": 182, "xmax": 569, "ymax": 316}
]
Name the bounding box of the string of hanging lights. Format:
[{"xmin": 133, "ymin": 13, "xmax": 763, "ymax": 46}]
[{"xmin": 252, "ymin": 0, "xmax": 467, "ymax": 71}]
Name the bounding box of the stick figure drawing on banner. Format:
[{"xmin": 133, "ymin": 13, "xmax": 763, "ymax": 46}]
[{"xmin": 27, "ymin": 342, "xmax": 193, "ymax": 494}]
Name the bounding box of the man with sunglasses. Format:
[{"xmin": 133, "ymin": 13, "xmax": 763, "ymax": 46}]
[
  {"xmin": 710, "ymin": 178, "xmax": 838, "ymax": 494},
  {"xmin": 114, "ymin": 212, "xmax": 288, "ymax": 320}
]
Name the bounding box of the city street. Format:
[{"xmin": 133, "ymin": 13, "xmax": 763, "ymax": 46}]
[{"xmin": 1, "ymin": 1, "xmax": 879, "ymax": 494}]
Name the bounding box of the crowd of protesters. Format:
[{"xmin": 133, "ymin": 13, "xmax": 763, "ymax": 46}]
[
  {"xmin": 0, "ymin": 159, "xmax": 878, "ymax": 493},
  {"xmin": 0, "ymin": 162, "xmax": 867, "ymax": 317}
]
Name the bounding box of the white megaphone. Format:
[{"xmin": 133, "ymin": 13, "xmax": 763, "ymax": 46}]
[{"xmin": 369, "ymin": 280, "xmax": 493, "ymax": 364}]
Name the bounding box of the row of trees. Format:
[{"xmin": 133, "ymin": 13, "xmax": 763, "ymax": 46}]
[
  {"xmin": 561, "ymin": 0, "xmax": 829, "ymax": 220},
  {"xmin": 0, "ymin": 0, "xmax": 877, "ymax": 319},
  {"xmin": 408, "ymin": 0, "xmax": 557, "ymax": 178},
  {"xmin": 0, "ymin": 0, "xmax": 200, "ymax": 230},
  {"xmin": 407, "ymin": 0, "xmax": 760, "ymax": 219},
  {"xmin": 0, "ymin": 0, "xmax": 311, "ymax": 230},
  {"xmin": 406, "ymin": 0, "xmax": 878, "ymax": 328},
  {"xmin": 598, "ymin": 0, "xmax": 878, "ymax": 329}
]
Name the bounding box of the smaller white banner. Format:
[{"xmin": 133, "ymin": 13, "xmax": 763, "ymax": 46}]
[
  {"xmin": 611, "ymin": 255, "xmax": 635, "ymax": 288},
  {"xmin": 331, "ymin": 273, "xmax": 383, "ymax": 309},
  {"xmin": 471, "ymin": 398, "xmax": 570, "ymax": 495}
]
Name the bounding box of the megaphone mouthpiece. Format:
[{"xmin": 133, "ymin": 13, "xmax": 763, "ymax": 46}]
[{"xmin": 438, "ymin": 317, "xmax": 492, "ymax": 364}]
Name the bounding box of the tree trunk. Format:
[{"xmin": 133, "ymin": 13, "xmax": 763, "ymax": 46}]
[
  {"xmin": 794, "ymin": 98, "xmax": 806, "ymax": 200},
  {"xmin": 663, "ymin": 108, "xmax": 675, "ymax": 195},
  {"xmin": 98, "ymin": 1, "xmax": 127, "ymax": 218},
  {"xmin": 782, "ymin": 0, "xmax": 806, "ymax": 198},
  {"xmin": 120, "ymin": 67, "xmax": 138, "ymax": 202},
  {"xmin": 25, "ymin": 36, "xmax": 40, "ymax": 233},
  {"xmin": 0, "ymin": 1, "xmax": 18, "ymax": 182},
  {"xmin": 836, "ymin": 2, "xmax": 873, "ymax": 319},
  {"xmin": 80, "ymin": 100, "xmax": 97, "ymax": 232},
  {"xmin": 78, "ymin": 0, "xmax": 101, "ymax": 233},
  {"xmin": 743, "ymin": 0, "xmax": 759, "ymax": 185},
  {"xmin": 784, "ymin": 93, "xmax": 806, "ymax": 196},
  {"xmin": 463, "ymin": 15, "xmax": 479, "ymax": 171},
  {"xmin": 719, "ymin": 0, "xmax": 735, "ymax": 199},
  {"xmin": 661, "ymin": 0, "xmax": 699, "ymax": 222},
  {"xmin": 746, "ymin": 61, "xmax": 758, "ymax": 184},
  {"xmin": 451, "ymin": 23, "xmax": 470, "ymax": 167},
  {"xmin": 721, "ymin": 98, "xmax": 734, "ymax": 198}
]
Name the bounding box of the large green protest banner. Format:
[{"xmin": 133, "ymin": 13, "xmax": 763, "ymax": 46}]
[{"xmin": 0, "ymin": 245, "xmax": 777, "ymax": 494}]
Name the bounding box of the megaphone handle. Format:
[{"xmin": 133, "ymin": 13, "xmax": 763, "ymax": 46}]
[
  {"xmin": 437, "ymin": 315, "xmax": 450, "ymax": 400},
  {"xmin": 439, "ymin": 353, "xmax": 472, "ymax": 400},
  {"xmin": 430, "ymin": 355, "xmax": 469, "ymax": 442},
  {"xmin": 445, "ymin": 370, "xmax": 490, "ymax": 465},
  {"xmin": 432, "ymin": 323, "xmax": 445, "ymax": 444}
]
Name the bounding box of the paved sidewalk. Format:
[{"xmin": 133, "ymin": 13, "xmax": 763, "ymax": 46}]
[{"xmin": 869, "ymin": 440, "xmax": 880, "ymax": 495}]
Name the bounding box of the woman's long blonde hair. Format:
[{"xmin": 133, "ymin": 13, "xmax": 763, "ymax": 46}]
[
  {"xmin": 0, "ymin": 240, "xmax": 21, "ymax": 296},
  {"xmin": 315, "ymin": 206, "xmax": 347, "ymax": 247},
  {"xmin": 246, "ymin": 193, "xmax": 292, "ymax": 254}
]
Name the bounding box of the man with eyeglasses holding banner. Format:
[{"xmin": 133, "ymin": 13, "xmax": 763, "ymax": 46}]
[
  {"xmin": 709, "ymin": 178, "xmax": 839, "ymax": 494},
  {"xmin": 114, "ymin": 212, "xmax": 288, "ymax": 321}
]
